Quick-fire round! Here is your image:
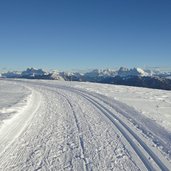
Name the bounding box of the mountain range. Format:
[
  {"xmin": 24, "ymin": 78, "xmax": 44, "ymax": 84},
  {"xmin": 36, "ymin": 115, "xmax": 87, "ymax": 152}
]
[{"xmin": 1, "ymin": 67, "xmax": 171, "ymax": 90}]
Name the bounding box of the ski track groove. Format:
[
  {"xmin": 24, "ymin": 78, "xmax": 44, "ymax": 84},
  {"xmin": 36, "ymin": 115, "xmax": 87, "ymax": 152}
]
[
  {"xmin": 39, "ymin": 86, "xmax": 140, "ymax": 170},
  {"xmin": 59, "ymin": 93, "xmax": 89, "ymax": 171},
  {"xmin": 52, "ymin": 85, "xmax": 171, "ymax": 171},
  {"xmin": 41, "ymin": 86, "xmax": 144, "ymax": 170},
  {"xmin": 0, "ymin": 81, "xmax": 171, "ymax": 170},
  {"xmin": 54, "ymin": 92, "xmax": 89, "ymax": 171},
  {"xmin": 37, "ymin": 86, "xmax": 146, "ymax": 170},
  {"xmin": 76, "ymin": 90, "xmax": 170, "ymax": 171},
  {"xmin": 54, "ymin": 87, "xmax": 153, "ymax": 170}
]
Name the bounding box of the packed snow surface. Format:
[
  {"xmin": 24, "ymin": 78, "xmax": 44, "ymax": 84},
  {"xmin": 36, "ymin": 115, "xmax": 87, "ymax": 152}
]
[
  {"xmin": 73, "ymin": 82, "xmax": 171, "ymax": 132},
  {"xmin": 0, "ymin": 79, "xmax": 171, "ymax": 171}
]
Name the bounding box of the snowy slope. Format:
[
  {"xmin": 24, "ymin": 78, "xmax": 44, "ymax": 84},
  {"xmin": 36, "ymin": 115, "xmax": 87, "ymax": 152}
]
[
  {"xmin": 0, "ymin": 79, "xmax": 171, "ymax": 171},
  {"xmin": 73, "ymin": 82, "xmax": 171, "ymax": 132},
  {"xmin": 0, "ymin": 81, "xmax": 31, "ymax": 127}
]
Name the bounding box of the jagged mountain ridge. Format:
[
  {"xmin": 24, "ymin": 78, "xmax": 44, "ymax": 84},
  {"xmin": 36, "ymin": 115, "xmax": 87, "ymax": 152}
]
[
  {"xmin": 1, "ymin": 67, "xmax": 171, "ymax": 90},
  {"xmin": 1, "ymin": 67, "xmax": 170, "ymax": 79}
]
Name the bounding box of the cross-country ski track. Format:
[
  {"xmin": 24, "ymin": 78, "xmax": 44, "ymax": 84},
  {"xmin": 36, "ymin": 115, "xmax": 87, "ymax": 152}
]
[{"xmin": 0, "ymin": 80, "xmax": 171, "ymax": 171}]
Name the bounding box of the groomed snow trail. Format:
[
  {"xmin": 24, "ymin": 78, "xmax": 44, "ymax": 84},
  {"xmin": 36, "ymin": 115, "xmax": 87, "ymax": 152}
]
[{"xmin": 0, "ymin": 80, "xmax": 170, "ymax": 171}]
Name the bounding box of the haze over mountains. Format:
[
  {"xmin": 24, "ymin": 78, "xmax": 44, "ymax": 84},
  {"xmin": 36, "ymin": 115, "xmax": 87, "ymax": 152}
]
[{"xmin": 1, "ymin": 67, "xmax": 171, "ymax": 90}]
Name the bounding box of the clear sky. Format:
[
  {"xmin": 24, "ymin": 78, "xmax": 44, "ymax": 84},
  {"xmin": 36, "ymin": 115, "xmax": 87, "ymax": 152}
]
[{"xmin": 0, "ymin": 0, "xmax": 171, "ymax": 70}]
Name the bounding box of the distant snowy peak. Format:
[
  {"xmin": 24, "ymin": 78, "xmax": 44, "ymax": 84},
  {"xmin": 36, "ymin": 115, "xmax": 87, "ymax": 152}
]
[
  {"xmin": 50, "ymin": 70, "xmax": 82, "ymax": 81},
  {"xmin": 84, "ymin": 69, "xmax": 116, "ymax": 78},
  {"xmin": 50, "ymin": 71, "xmax": 65, "ymax": 81},
  {"xmin": 1, "ymin": 71, "xmax": 22, "ymax": 78},
  {"xmin": 21, "ymin": 68, "xmax": 46, "ymax": 77},
  {"xmin": 84, "ymin": 67, "xmax": 148, "ymax": 78},
  {"xmin": 118, "ymin": 67, "xmax": 148, "ymax": 77}
]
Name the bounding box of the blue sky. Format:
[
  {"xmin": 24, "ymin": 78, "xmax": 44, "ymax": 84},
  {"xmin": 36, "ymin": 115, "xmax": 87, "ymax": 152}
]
[{"xmin": 0, "ymin": 0, "xmax": 171, "ymax": 70}]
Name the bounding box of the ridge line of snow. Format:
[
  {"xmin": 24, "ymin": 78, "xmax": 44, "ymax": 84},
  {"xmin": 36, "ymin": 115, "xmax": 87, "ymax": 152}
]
[{"xmin": 0, "ymin": 85, "xmax": 42, "ymax": 156}]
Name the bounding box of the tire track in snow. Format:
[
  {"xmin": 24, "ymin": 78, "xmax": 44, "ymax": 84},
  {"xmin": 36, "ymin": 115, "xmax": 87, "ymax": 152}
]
[
  {"xmin": 1, "ymin": 80, "xmax": 169, "ymax": 170},
  {"xmin": 77, "ymin": 91, "xmax": 171, "ymax": 171},
  {"xmin": 80, "ymin": 95, "xmax": 156, "ymax": 171},
  {"xmin": 0, "ymin": 84, "xmax": 137, "ymax": 170},
  {"xmin": 36, "ymin": 85, "xmax": 140, "ymax": 170},
  {"xmin": 31, "ymin": 80, "xmax": 171, "ymax": 159},
  {"xmin": 27, "ymin": 83, "xmax": 165, "ymax": 170},
  {"xmin": 54, "ymin": 85, "xmax": 171, "ymax": 171},
  {"xmin": 56, "ymin": 92, "xmax": 88, "ymax": 171}
]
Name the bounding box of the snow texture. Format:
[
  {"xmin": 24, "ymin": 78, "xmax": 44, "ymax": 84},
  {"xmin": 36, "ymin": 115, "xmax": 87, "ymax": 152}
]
[{"xmin": 0, "ymin": 79, "xmax": 171, "ymax": 171}]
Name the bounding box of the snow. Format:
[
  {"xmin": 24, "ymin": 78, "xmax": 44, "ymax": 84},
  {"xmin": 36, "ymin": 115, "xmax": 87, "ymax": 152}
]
[
  {"xmin": 73, "ymin": 82, "xmax": 171, "ymax": 132},
  {"xmin": 117, "ymin": 67, "xmax": 148, "ymax": 77},
  {"xmin": 0, "ymin": 79, "xmax": 171, "ymax": 170},
  {"xmin": 21, "ymin": 68, "xmax": 45, "ymax": 77},
  {"xmin": 0, "ymin": 81, "xmax": 31, "ymax": 127},
  {"xmin": 84, "ymin": 69, "xmax": 117, "ymax": 78},
  {"xmin": 51, "ymin": 71, "xmax": 65, "ymax": 80}
]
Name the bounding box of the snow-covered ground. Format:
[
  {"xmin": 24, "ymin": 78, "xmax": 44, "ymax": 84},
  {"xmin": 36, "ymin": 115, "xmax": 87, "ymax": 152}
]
[
  {"xmin": 0, "ymin": 79, "xmax": 171, "ymax": 170},
  {"xmin": 0, "ymin": 81, "xmax": 31, "ymax": 127},
  {"xmin": 73, "ymin": 82, "xmax": 171, "ymax": 132}
]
